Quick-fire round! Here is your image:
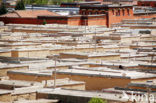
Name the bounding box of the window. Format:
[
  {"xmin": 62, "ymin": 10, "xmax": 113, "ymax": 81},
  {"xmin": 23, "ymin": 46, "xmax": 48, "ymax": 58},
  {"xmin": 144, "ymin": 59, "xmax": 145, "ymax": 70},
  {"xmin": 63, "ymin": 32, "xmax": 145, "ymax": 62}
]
[
  {"xmin": 118, "ymin": 10, "xmax": 120, "ymax": 16},
  {"xmin": 122, "ymin": 9, "xmax": 125, "ymax": 16},
  {"xmin": 88, "ymin": 11, "xmax": 92, "ymax": 15},
  {"xmin": 127, "ymin": 9, "xmax": 130, "ymax": 16},
  {"xmin": 82, "ymin": 11, "xmax": 86, "ymax": 15},
  {"xmin": 141, "ymin": 4, "xmax": 145, "ymax": 6},
  {"xmin": 116, "ymin": 11, "xmax": 118, "ymax": 16},
  {"xmin": 95, "ymin": 11, "xmax": 98, "ymax": 15},
  {"xmin": 101, "ymin": 11, "xmax": 105, "ymax": 14},
  {"xmin": 146, "ymin": 4, "xmax": 150, "ymax": 6},
  {"xmin": 116, "ymin": 10, "xmax": 120, "ymax": 16},
  {"xmin": 112, "ymin": 9, "xmax": 115, "ymax": 15}
]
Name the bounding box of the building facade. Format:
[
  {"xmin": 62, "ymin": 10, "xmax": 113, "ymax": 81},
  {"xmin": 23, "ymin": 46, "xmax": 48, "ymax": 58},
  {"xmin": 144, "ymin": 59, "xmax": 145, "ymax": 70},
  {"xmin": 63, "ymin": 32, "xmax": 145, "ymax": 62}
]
[
  {"xmin": 80, "ymin": 4, "xmax": 134, "ymax": 27},
  {"xmin": 138, "ymin": 0, "xmax": 156, "ymax": 8},
  {"xmin": 1, "ymin": 4, "xmax": 156, "ymax": 27}
]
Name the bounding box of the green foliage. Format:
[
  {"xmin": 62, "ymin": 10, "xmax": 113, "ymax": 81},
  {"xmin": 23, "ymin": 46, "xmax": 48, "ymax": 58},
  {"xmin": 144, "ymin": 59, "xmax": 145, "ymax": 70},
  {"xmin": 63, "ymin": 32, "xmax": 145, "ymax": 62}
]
[
  {"xmin": 42, "ymin": 19, "xmax": 47, "ymax": 25},
  {"xmin": 88, "ymin": 97, "xmax": 107, "ymax": 103},
  {"xmin": 36, "ymin": 0, "xmax": 49, "ymax": 5},
  {"xmin": 25, "ymin": 0, "xmax": 51, "ymax": 5},
  {"xmin": 24, "ymin": 0, "xmax": 35, "ymax": 4},
  {"xmin": 50, "ymin": 0, "xmax": 62, "ymax": 5},
  {"xmin": 15, "ymin": 0, "xmax": 25, "ymax": 10},
  {"xmin": 24, "ymin": 0, "xmax": 83, "ymax": 5},
  {"xmin": 0, "ymin": 3, "xmax": 7, "ymax": 15}
]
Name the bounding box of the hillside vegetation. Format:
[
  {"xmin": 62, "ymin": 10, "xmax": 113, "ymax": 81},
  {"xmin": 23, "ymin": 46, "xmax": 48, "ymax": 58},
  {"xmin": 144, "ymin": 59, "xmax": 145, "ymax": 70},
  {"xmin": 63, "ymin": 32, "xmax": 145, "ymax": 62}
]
[{"xmin": 24, "ymin": 0, "xmax": 81, "ymax": 5}]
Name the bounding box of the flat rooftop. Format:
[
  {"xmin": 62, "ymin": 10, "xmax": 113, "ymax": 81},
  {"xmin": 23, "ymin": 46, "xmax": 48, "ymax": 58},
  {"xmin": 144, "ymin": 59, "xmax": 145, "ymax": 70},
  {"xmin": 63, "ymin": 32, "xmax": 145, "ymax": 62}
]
[
  {"xmin": 0, "ymin": 80, "xmax": 41, "ymax": 87},
  {"xmin": 99, "ymin": 60, "xmax": 149, "ymax": 67},
  {"xmin": 0, "ymin": 63, "xmax": 28, "ymax": 70},
  {"xmin": 13, "ymin": 99, "xmax": 58, "ymax": 103},
  {"xmin": 7, "ymin": 69, "xmax": 53, "ymax": 77},
  {"xmin": 44, "ymin": 78, "xmax": 85, "ymax": 87},
  {"xmin": 129, "ymin": 79, "xmax": 156, "ymax": 88},
  {"xmin": 38, "ymin": 88, "xmax": 130, "ymax": 102},
  {"xmin": 60, "ymin": 52, "xmax": 119, "ymax": 57},
  {"xmin": 0, "ymin": 89, "xmax": 11, "ymax": 94},
  {"xmin": 56, "ymin": 68, "xmax": 156, "ymax": 79}
]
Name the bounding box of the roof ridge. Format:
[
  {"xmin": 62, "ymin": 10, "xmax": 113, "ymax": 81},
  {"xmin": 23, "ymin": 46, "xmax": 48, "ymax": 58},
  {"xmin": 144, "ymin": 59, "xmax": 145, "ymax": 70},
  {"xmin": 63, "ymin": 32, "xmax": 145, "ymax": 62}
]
[{"xmin": 14, "ymin": 11, "xmax": 22, "ymax": 18}]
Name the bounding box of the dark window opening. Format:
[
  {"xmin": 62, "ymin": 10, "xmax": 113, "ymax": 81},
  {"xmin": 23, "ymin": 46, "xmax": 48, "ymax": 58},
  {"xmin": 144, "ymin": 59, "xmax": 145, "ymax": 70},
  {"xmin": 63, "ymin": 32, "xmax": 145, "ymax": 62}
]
[
  {"xmin": 88, "ymin": 11, "xmax": 92, "ymax": 15},
  {"xmin": 82, "ymin": 11, "xmax": 86, "ymax": 15},
  {"xmin": 127, "ymin": 9, "xmax": 130, "ymax": 16},
  {"xmin": 141, "ymin": 4, "xmax": 145, "ymax": 6},
  {"xmin": 116, "ymin": 10, "xmax": 120, "ymax": 16},
  {"xmin": 112, "ymin": 10, "xmax": 115, "ymax": 15},
  {"xmin": 95, "ymin": 11, "xmax": 98, "ymax": 15},
  {"xmin": 116, "ymin": 11, "xmax": 118, "ymax": 16},
  {"xmin": 101, "ymin": 11, "xmax": 105, "ymax": 14},
  {"xmin": 118, "ymin": 10, "xmax": 120, "ymax": 16},
  {"xmin": 146, "ymin": 4, "xmax": 150, "ymax": 6},
  {"xmin": 122, "ymin": 10, "xmax": 125, "ymax": 16}
]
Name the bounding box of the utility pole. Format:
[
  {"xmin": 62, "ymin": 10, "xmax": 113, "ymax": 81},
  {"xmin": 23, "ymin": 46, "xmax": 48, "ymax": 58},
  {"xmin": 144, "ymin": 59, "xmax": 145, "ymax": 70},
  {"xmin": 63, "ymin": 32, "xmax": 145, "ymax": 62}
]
[
  {"xmin": 94, "ymin": 27, "xmax": 97, "ymax": 52},
  {"xmin": 13, "ymin": 82, "xmax": 15, "ymax": 90},
  {"xmin": 53, "ymin": 55, "xmax": 57, "ymax": 89},
  {"xmin": 147, "ymin": 88, "xmax": 151, "ymax": 103},
  {"xmin": 85, "ymin": 19, "xmax": 87, "ymax": 36},
  {"xmin": 151, "ymin": 48, "xmax": 155, "ymax": 65}
]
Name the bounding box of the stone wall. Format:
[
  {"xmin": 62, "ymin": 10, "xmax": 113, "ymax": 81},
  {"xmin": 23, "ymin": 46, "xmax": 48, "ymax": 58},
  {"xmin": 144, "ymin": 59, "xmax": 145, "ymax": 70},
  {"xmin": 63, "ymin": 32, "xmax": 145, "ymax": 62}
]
[
  {"xmin": 0, "ymin": 66, "xmax": 28, "ymax": 77},
  {"xmin": 55, "ymin": 73, "xmax": 130, "ymax": 90},
  {"xmin": 0, "ymin": 93, "xmax": 12, "ymax": 102}
]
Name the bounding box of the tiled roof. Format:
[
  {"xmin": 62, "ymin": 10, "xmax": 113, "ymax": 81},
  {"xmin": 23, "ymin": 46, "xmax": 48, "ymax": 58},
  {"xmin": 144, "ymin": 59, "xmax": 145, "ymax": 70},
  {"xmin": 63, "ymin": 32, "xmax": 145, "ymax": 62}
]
[
  {"xmin": 0, "ymin": 10, "xmax": 60, "ymax": 18},
  {"xmin": 0, "ymin": 12, "xmax": 19, "ymax": 17}
]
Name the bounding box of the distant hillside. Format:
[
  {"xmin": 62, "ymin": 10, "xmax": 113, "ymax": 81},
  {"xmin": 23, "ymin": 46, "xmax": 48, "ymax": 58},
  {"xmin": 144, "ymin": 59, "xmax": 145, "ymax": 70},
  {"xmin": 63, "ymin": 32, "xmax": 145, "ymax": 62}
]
[{"xmin": 24, "ymin": 0, "xmax": 82, "ymax": 5}]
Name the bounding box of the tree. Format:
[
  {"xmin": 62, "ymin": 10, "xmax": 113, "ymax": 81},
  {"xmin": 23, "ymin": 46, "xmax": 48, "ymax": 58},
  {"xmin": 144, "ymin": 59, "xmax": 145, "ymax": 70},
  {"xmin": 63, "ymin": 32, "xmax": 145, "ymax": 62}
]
[
  {"xmin": 50, "ymin": 0, "xmax": 62, "ymax": 5},
  {"xmin": 88, "ymin": 97, "xmax": 107, "ymax": 103},
  {"xmin": 24, "ymin": 0, "xmax": 35, "ymax": 5},
  {"xmin": 42, "ymin": 19, "xmax": 47, "ymax": 25},
  {"xmin": 24, "ymin": 0, "xmax": 84, "ymax": 5},
  {"xmin": 15, "ymin": 0, "xmax": 25, "ymax": 10},
  {"xmin": 0, "ymin": 3, "xmax": 8, "ymax": 15}
]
